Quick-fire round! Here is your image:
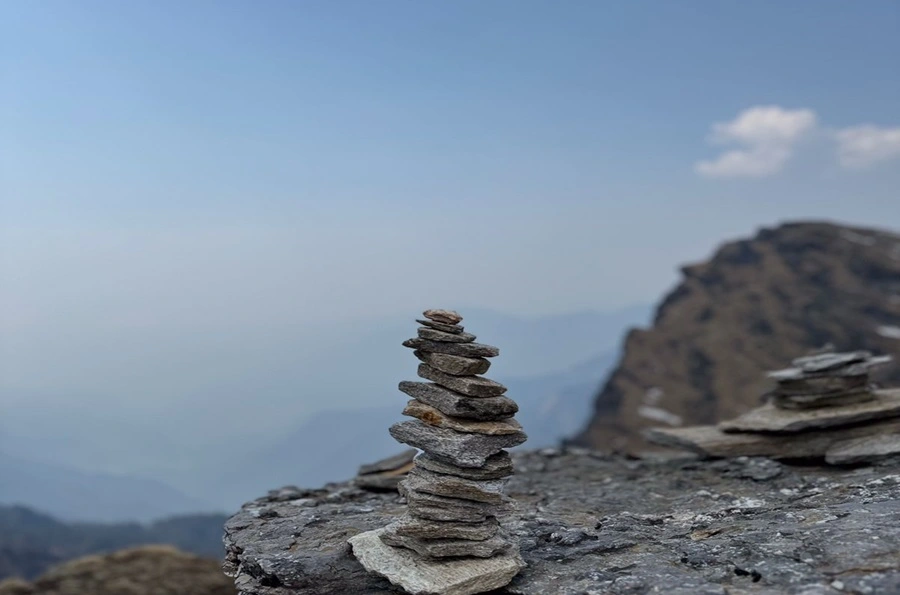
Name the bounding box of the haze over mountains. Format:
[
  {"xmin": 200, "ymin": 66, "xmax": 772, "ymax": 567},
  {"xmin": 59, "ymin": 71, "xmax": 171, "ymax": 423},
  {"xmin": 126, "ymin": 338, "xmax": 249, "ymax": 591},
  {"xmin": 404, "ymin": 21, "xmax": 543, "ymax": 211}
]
[{"xmin": 0, "ymin": 305, "xmax": 650, "ymax": 517}]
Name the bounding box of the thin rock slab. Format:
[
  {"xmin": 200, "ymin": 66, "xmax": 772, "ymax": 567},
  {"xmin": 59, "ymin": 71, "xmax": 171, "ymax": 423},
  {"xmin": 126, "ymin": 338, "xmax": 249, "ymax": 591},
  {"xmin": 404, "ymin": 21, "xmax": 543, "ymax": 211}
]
[
  {"xmin": 772, "ymin": 389, "xmax": 876, "ymax": 410},
  {"xmin": 416, "ymin": 452, "xmax": 515, "ymax": 481},
  {"xmin": 825, "ymin": 433, "xmax": 900, "ymax": 465},
  {"xmin": 357, "ymin": 448, "xmax": 418, "ymax": 475},
  {"xmin": 380, "ymin": 530, "xmax": 514, "ymax": 559},
  {"xmin": 415, "ymin": 350, "xmax": 490, "ymax": 376},
  {"xmin": 403, "ymin": 338, "xmax": 499, "ymax": 359},
  {"xmin": 417, "ymin": 364, "xmax": 507, "ymax": 397},
  {"xmin": 423, "ymin": 309, "xmax": 464, "ymax": 325},
  {"xmin": 647, "ymin": 416, "xmax": 900, "ymax": 460},
  {"xmin": 349, "ymin": 528, "xmax": 524, "ymax": 595},
  {"xmin": 384, "ymin": 514, "xmax": 501, "ymax": 541},
  {"xmin": 405, "ymin": 466, "xmax": 508, "ymax": 504},
  {"xmin": 403, "ymin": 400, "xmax": 523, "ymax": 435},
  {"xmin": 390, "ymin": 420, "xmax": 527, "ymax": 468},
  {"xmin": 401, "ymin": 486, "xmax": 499, "ymax": 523},
  {"xmin": 417, "ymin": 319, "xmax": 464, "ymax": 334},
  {"xmin": 399, "ymin": 381, "xmax": 518, "ymax": 421},
  {"xmin": 418, "ymin": 327, "xmax": 477, "ymax": 343},
  {"xmin": 720, "ymin": 389, "xmax": 900, "ymax": 434}
]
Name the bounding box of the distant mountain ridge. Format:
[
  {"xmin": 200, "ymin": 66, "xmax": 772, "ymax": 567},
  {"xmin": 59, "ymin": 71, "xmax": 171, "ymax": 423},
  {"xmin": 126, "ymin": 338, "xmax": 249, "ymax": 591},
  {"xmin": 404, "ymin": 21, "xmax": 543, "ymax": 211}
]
[
  {"xmin": 573, "ymin": 221, "xmax": 900, "ymax": 451},
  {"xmin": 0, "ymin": 452, "xmax": 218, "ymax": 523},
  {"xmin": 0, "ymin": 504, "xmax": 228, "ymax": 582}
]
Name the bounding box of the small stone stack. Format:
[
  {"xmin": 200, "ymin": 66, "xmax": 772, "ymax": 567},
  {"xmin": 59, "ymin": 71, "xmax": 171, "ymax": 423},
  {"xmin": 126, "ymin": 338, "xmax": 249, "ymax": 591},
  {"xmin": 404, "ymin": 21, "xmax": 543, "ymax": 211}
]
[
  {"xmin": 349, "ymin": 309, "xmax": 527, "ymax": 595},
  {"xmin": 766, "ymin": 351, "xmax": 893, "ymax": 409}
]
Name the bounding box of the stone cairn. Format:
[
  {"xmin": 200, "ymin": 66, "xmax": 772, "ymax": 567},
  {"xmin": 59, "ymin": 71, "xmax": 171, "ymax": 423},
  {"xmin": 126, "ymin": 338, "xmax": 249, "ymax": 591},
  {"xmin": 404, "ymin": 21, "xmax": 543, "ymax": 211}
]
[
  {"xmin": 649, "ymin": 349, "xmax": 899, "ymax": 465},
  {"xmin": 765, "ymin": 350, "xmax": 892, "ymax": 409},
  {"xmin": 349, "ymin": 309, "xmax": 528, "ymax": 595}
]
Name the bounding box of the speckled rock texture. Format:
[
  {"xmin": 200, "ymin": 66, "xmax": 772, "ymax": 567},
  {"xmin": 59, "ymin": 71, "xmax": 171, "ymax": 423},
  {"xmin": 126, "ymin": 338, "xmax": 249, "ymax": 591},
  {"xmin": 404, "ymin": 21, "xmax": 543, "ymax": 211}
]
[{"xmin": 223, "ymin": 449, "xmax": 900, "ymax": 595}]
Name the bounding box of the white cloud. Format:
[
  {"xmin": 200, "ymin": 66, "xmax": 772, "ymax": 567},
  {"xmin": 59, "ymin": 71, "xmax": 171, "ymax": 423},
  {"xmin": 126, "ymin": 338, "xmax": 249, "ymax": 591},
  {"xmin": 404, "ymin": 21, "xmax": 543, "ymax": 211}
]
[
  {"xmin": 836, "ymin": 125, "xmax": 900, "ymax": 169},
  {"xmin": 695, "ymin": 106, "xmax": 818, "ymax": 178}
]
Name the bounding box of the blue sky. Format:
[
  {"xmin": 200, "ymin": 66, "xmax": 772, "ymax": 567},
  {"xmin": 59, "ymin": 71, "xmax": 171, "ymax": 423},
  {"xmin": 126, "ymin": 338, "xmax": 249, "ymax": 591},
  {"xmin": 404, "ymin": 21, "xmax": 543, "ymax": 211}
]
[{"xmin": 1, "ymin": 1, "xmax": 899, "ymax": 488}]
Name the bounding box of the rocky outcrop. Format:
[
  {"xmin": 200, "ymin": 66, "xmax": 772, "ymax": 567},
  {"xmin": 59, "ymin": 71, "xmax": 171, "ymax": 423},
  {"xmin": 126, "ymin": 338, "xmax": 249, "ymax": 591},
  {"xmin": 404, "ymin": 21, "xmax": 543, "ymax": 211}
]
[
  {"xmin": 224, "ymin": 449, "xmax": 900, "ymax": 594},
  {"xmin": 573, "ymin": 221, "xmax": 900, "ymax": 451},
  {"xmin": 0, "ymin": 545, "xmax": 235, "ymax": 595}
]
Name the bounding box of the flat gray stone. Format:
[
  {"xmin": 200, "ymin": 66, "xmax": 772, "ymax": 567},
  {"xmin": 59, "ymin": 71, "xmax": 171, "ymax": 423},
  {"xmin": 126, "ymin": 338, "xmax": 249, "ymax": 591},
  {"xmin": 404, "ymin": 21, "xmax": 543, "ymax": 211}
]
[
  {"xmin": 383, "ymin": 514, "xmax": 501, "ymax": 541},
  {"xmin": 773, "ymin": 389, "xmax": 876, "ymax": 410},
  {"xmin": 416, "ymin": 452, "xmax": 515, "ymax": 480},
  {"xmin": 401, "ymin": 484, "xmax": 499, "ymax": 523},
  {"xmin": 423, "ymin": 309, "xmax": 463, "ymax": 325},
  {"xmin": 380, "ymin": 529, "xmax": 514, "ymax": 559},
  {"xmin": 417, "ymin": 364, "xmax": 507, "ymax": 397},
  {"xmin": 399, "ymin": 381, "xmax": 518, "ymax": 421},
  {"xmin": 415, "ymin": 350, "xmax": 490, "ymax": 376},
  {"xmin": 405, "ymin": 466, "xmax": 508, "ymax": 504},
  {"xmin": 418, "ymin": 327, "xmax": 477, "ymax": 343},
  {"xmin": 403, "ymin": 400, "xmax": 523, "ymax": 435},
  {"xmin": 826, "ymin": 433, "xmax": 900, "ymax": 465},
  {"xmin": 772, "ymin": 374, "xmax": 868, "ymax": 396},
  {"xmin": 349, "ymin": 528, "xmax": 524, "ymax": 595},
  {"xmin": 403, "ymin": 338, "xmax": 499, "ymax": 359},
  {"xmin": 390, "ymin": 420, "xmax": 527, "ymax": 468},
  {"xmin": 358, "ymin": 448, "xmax": 418, "ymax": 475},
  {"xmin": 417, "ymin": 319, "xmax": 464, "ymax": 334},
  {"xmin": 721, "ymin": 389, "xmax": 900, "ymax": 433}
]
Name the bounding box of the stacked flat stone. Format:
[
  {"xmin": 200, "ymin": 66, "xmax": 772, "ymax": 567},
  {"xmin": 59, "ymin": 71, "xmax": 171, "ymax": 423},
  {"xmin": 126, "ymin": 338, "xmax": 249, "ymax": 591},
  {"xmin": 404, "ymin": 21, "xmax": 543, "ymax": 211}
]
[
  {"xmin": 766, "ymin": 350, "xmax": 893, "ymax": 410},
  {"xmin": 380, "ymin": 308, "xmax": 528, "ymax": 560}
]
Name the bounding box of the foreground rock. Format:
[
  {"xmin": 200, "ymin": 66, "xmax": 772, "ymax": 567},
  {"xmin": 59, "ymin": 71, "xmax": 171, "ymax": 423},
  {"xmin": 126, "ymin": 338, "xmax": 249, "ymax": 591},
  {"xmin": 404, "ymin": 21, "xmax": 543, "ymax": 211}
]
[
  {"xmin": 1, "ymin": 545, "xmax": 235, "ymax": 595},
  {"xmin": 223, "ymin": 449, "xmax": 900, "ymax": 594}
]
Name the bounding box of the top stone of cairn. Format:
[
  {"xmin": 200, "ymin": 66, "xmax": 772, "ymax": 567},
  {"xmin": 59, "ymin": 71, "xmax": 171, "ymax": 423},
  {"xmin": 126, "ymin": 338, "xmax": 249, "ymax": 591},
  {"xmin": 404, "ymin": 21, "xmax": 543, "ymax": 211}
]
[{"xmin": 423, "ymin": 309, "xmax": 463, "ymax": 325}]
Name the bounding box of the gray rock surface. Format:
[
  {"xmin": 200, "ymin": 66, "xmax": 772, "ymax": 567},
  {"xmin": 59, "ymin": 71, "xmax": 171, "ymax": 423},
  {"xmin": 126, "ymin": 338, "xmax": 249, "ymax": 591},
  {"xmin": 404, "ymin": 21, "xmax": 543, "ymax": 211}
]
[
  {"xmin": 417, "ymin": 364, "xmax": 507, "ymax": 397},
  {"xmin": 403, "ymin": 400, "xmax": 523, "ymax": 435},
  {"xmin": 389, "ymin": 420, "xmax": 527, "ymax": 468},
  {"xmin": 399, "ymin": 382, "xmax": 518, "ymax": 420},
  {"xmin": 403, "ymin": 338, "xmax": 499, "ymax": 359},
  {"xmin": 414, "ymin": 350, "xmax": 490, "ymax": 376},
  {"xmin": 224, "ymin": 450, "xmax": 900, "ymax": 595}
]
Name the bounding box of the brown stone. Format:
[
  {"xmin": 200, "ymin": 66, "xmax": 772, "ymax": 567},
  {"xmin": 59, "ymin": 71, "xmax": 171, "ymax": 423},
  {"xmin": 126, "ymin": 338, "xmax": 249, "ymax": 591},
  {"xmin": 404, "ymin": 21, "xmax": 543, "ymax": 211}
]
[
  {"xmin": 403, "ymin": 400, "xmax": 523, "ymax": 435},
  {"xmin": 423, "ymin": 309, "xmax": 463, "ymax": 325}
]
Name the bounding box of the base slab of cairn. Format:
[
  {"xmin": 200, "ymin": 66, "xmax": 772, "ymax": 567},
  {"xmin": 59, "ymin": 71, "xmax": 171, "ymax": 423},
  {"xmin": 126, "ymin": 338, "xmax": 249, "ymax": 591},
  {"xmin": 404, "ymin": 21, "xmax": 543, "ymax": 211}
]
[
  {"xmin": 349, "ymin": 309, "xmax": 527, "ymax": 595},
  {"xmin": 349, "ymin": 529, "xmax": 526, "ymax": 595}
]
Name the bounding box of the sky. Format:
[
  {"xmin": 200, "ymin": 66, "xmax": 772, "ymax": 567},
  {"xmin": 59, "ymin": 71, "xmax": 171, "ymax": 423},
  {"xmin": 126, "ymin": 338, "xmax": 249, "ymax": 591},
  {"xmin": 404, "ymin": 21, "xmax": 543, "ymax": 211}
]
[{"xmin": 1, "ymin": 1, "xmax": 899, "ymax": 492}]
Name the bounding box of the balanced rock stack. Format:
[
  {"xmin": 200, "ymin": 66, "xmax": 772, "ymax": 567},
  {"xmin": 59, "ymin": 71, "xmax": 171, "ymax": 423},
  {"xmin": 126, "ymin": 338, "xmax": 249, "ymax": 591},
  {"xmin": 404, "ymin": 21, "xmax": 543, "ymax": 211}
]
[
  {"xmin": 349, "ymin": 309, "xmax": 528, "ymax": 595},
  {"xmin": 648, "ymin": 350, "xmax": 900, "ymax": 465}
]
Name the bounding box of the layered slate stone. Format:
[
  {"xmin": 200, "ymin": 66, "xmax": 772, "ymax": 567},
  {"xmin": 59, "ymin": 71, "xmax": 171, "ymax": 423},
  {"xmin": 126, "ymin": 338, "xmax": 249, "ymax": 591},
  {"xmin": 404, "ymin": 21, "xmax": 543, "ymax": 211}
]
[
  {"xmin": 384, "ymin": 515, "xmax": 501, "ymax": 541},
  {"xmin": 415, "ymin": 452, "xmax": 515, "ymax": 481},
  {"xmin": 351, "ymin": 309, "xmax": 526, "ymax": 592},
  {"xmin": 403, "ymin": 337, "xmax": 499, "ymax": 359},
  {"xmin": 405, "ymin": 467, "xmax": 508, "ymax": 504},
  {"xmin": 418, "ymin": 364, "xmax": 507, "ymax": 397},
  {"xmin": 414, "ymin": 350, "xmax": 491, "ymax": 376},
  {"xmin": 380, "ymin": 531, "xmax": 513, "ymax": 559},
  {"xmin": 417, "ymin": 319, "xmax": 465, "ymax": 334},
  {"xmin": 349, "ymin": 529, "xmax": 525, "ymax": 595},
  {"xmin": 403, "ymin": 400, "xmax": 523, "ymax": 435},
  {"xmin": 418, "ymin": 327, "xmax": 477, "ymax": 343},
  {"xmin": 423, "ymin": 309, "xmax": 463, "ymax": 325},
  {"xmin": 390, "ymin": 420, "xmax": 526, "ymax": 468},
  {"xmin": 399, "ymin": 381, "xmax": 518, "ymax": 420}
]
